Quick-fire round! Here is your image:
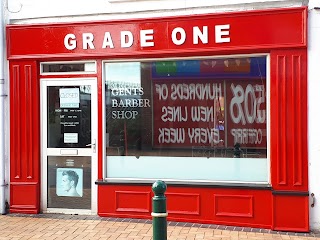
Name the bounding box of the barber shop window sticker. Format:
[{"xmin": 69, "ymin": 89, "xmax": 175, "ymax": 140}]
[{"xmin": 56, "ymin": 168, "xmax": 83, "ymax": 197}]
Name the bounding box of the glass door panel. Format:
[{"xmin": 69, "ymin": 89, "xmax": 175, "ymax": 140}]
[
  {"xmin": 47, "ymin": 156, "xmax": 91, "ymax": 209},
  {"xmin": 47, "ymin": 85, "xmax": 92, "ymax": 148}
]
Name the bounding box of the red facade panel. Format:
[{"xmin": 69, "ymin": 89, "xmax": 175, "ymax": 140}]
[
  {"xmin": 10, "ymin": 182, "xmax": 39, "ymax": 214},
  {"xmin": 270, "ymin": 50, "xmax": 308, "ymax": 191},
  {"xmin": 166, "ymin": 193, "xmax": 200, "ymax": 215},
  {"xmin": 6, "ymin": 7, "xmax": 309, "ymax": 231},
  {"xmin": 98, "ymin": 185, "xmax": 272, "ymax": 229},
  {"xmin": 98, "ymin": 185, "xmax": 152, "ymax": 219},
  {"xmin": 115, "ymin": 191, "xmax": 151, "ymax": 213},
  {"xmin": 268, "ymin": 49, "xmax": 309, "ymax": 232},
  {"xmin": 9, "ymin": 61, "xmax": 40, "ymax": 213},
  {"xmin": 214, "ymin": 194, "xmax": 253, "ymax": 218},
  {"xmin": 273, "ymin": 194, "xmax": 309, "ymax": 232}
]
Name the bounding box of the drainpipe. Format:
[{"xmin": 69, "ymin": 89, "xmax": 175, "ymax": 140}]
[{"xmin": 0, "ymin": 0, "xmax": 7, "ymax": 214}]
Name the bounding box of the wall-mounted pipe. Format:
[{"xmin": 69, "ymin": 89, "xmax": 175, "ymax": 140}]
[{"xmin": 0, "ymin": 0, "xmax": 7, "ymax": 215}]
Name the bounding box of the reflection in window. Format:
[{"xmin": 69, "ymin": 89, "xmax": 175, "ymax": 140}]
[{"xmin": 105, "ymin": 57, "xmax": 267, "ymax": 159}]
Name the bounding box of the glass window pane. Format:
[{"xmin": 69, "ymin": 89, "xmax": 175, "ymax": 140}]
[
  {"xmin": 104, "ymin": 56, "xmax": 268, "ymax": 183},
  {"xmin": 41, "ymin": 62, "xmax": 96, "ymax": 74}
]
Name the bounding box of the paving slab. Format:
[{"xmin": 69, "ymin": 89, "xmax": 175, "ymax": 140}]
[{"xmin": 0, "ymin": 214, "xmax": 319, "ymax": 240}]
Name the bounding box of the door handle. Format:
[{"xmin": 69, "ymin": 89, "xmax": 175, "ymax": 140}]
[{"xmin": 86, "ymin": 139, "xmax": 96, "ymax": 153}]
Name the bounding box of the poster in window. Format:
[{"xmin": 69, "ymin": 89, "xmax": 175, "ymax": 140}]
[{"xmin": 56, "ymin": 168, "xmax": 83, "ymax": 197}]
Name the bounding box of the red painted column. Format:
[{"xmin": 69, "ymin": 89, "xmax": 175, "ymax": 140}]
[
  {"xmin": 9, "ymin": 60, "xmax": 40, "ymax": 214},
  {"xmin": 270, "ymin": 49, "xmax": 309, "ymax": 232}
]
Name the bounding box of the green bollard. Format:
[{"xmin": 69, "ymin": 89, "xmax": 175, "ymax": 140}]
[{"xmin": 152, "ymin": 180, "xmax": 167, "ymax": 240}]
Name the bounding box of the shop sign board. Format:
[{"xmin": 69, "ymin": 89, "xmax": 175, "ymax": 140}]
[{"xmin": 6, "ymin": 8, "xmax": 306, "ymax": 58}]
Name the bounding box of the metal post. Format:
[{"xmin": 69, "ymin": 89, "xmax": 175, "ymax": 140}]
[{"xmin": 151, "ymin": 180, "xmax": 167, "ymax": 240}]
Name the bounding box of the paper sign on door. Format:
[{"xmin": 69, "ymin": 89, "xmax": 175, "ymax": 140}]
[
  {"xmin": 59, "ymin": 88, "xmax": 80, "ymax": 108},
  {"xmin": 64, "ymin": 133, "xmax": 78, "ymax": 143}
]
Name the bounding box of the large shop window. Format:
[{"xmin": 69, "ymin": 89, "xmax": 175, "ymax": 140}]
[{"xmin": 104, "ymin": 56, "xmax": 269, "ymax": 183}]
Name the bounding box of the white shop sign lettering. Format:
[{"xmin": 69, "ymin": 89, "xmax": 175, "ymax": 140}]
[{"xmin": 64, "ymin": 25, "xmax": 231, "ymax": 50}]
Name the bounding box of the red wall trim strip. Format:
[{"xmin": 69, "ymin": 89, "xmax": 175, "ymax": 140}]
[
  {"xmin": 25, "ymin": 65, "xmax": 34, "ymax": 179},
  {"xmin": 277, "ymin": 55, "xmax": 287, "ymax": 186},
  {"xmin": 292, "ymin": 55, "xmax": 303, "ymax": 186},
  {"xmin": 12, "ymin": 65, "xmax": 21, "ymax": 179}
]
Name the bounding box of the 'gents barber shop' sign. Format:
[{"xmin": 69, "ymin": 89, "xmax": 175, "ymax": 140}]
[{"xmin": 7, "ymin": 8, "xmax": 305, "ymax": 57}]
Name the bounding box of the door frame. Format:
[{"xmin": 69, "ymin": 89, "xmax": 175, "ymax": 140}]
[{"xmin": 40, "ymin": 77, "xmax": 98, "ymax": 215}]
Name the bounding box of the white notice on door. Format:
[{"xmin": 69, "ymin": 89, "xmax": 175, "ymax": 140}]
[
  {"xmin": 64, "ymin": 133, "xmax": 78, "ymax": 143},
  {"xmin": 59, "ymin": 88, "xmax": 80, "ymax": 108}
]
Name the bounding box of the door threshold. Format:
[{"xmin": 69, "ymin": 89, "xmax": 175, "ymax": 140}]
[{"xmin": 45, "ymin": 208, "xmax": 94, "ymax": 215}]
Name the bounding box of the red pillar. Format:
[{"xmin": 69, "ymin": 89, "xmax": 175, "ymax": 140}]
[
  {"xmin": 9, "ymin": 60, "xmax": 40, "ymax": 214},
  {"xmin": 270, "ymin": 49, "xmax": 309, "ymax": 232}
]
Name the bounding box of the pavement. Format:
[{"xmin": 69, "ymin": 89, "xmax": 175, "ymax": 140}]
[{"xmin": 0, "ymin": 213, "xmax": 320, "ymax": 240}]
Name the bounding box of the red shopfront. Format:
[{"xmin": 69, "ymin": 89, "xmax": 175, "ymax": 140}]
[{"xmin": 6, "ymin": 7, "xmax": 308, "ymax": 231}]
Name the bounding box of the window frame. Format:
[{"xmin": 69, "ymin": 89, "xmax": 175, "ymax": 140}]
[{"xmin": 40, "ymin": 60, "xmax": 97, "ymax": 75}]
